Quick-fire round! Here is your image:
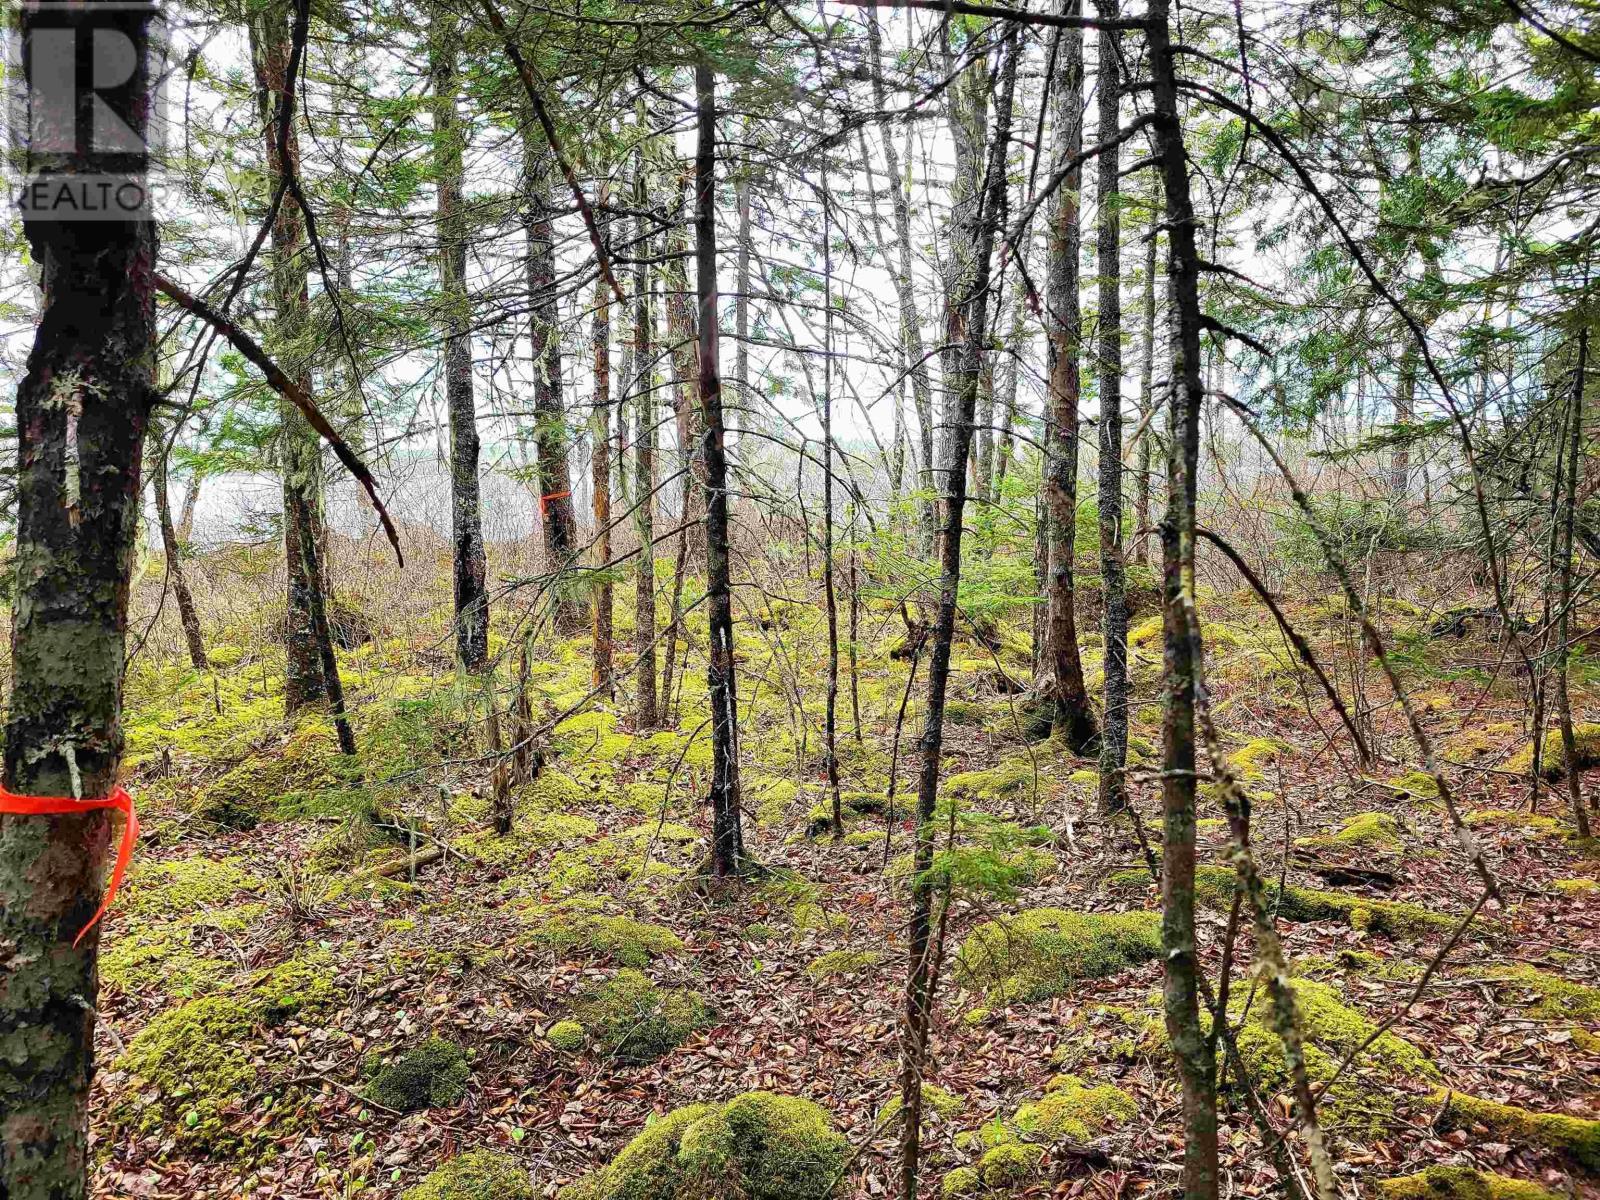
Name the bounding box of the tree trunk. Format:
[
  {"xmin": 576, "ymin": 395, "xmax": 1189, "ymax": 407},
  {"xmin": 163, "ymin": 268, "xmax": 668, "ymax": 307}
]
[
  {"xmin": 695, "ymin": 62, "xmax": 748, "ymax": 877},
  {"xmin": 1043, "ymin": 2, "xmax": 1098, "ymax": 753},
  {"xmin": 1150, "ymin": 0, "xmax": 1221, "ymax": 1192},
  {"xmin": 253, "ymin": 0, "xmax": 332, "ymax": 715},
  {"xmin": 633, "ymin": 169, "xmax": 659, "ymax": 732},
  {"xmin": 0, "ymin": 6, "xmax": 156, "ymax": 1192},
  {"xmin": 592, "ymin": 186, "xmax": 615, "ymax": 698},
  {"xmin": 822, "ymin": 182, "xmax": 843, "ymax": 836},
  {"xmin": 151, "ymin": 416, "xmax": 210, "ymax": 671},
  {"xmin": 868, "ymin": 11, "xmax": 938, "ymax": 554},
  {"xmin": 1096, "ymin": 3, "xmax": 1128, "ymax": 813},
  {"xmin": 1557, "ymin": 330, "xmax": 1592, "ymax": 841},
  {"xmin": 1133, "ymin": 217, "xmax": 1158, "ymax": 569},
  {"xmin": 899, "ymin": 34, "xmax": 1017, "ymax": 1199},
  {"xmin": 734, "ymin": 155, "xmax": 752, "ymax": 440},
  {"xmin": 525, "ymin": 134, "xmax": 581, "ymax": 631},
  {"xmin": 432, "ymin": 8, "xmax": 488, "ymax": 673}
]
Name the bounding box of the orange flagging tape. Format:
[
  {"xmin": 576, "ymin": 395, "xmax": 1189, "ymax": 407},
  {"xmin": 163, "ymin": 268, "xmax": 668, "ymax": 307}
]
[
  {"xmin": 0, "ymin": 785, "xmax": 138, "ymax": 946},
  {"xmin": 539, "ymin": 489, "xmax": 570, "ymax": 518}
]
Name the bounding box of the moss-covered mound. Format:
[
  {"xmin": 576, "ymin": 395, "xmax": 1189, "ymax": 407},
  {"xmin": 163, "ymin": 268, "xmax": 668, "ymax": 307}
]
[
  {"xmin": 112, "ymin": 953, "xmax": 340, "ymax": 1151},
  {"xmin": 954, "ymin": 909, "xmax": 1162, "ymax": 1005},
  {"xmin": 404, "ymin": 1149, "xmax": 536, "ymax": 1200},
  {"xmin": 558, "ymin": 1091, "xmax": 851, "ymax": 1200},
  {"xmin": 1377, "ymin": 1167, "xmax": 1562, "ymax": 1200},
  {"xmin": 805, "ymin": 950, "xmax": 884, "ymax": 981},
  {"xmin": 1295, "ymin": 811, "xmax": 1405, "ymax": 854},
  {"xmin": 365, "ymin": 1036, "xmax": 471, "ymax": 1112},
  {"xmin": 525, "ymin": 909, "xmax": 685, "ymax": 966},
  {"xmin": 1466, "ymin": 964, "xmax": 1600, "ymax": 1021},
  {"xmin": 1433, "ymin": 1090, "xmax": 1600, "ymax": 1171},
  {"xmin": 1501, "ymin": 723, "xmax": 1600, "ymax": 778},
  {"xmin": 570, "ymin": 969, "xmax": 713, "ymax": 1064},
  {"xmin": 1110, "ymin": 865, "xmax": 1454, "ymax": 936},
  {"xmin": 548, "ymin": 1019, "xmax": 587, "ymax": 1052},
  {"xmin": 876, "ymin": 1083, "xmax": 963, "ymax": 1127},
  {"xmin": 946, "ymin": 1074, "xmax": 1134, "ymax": 1192}
]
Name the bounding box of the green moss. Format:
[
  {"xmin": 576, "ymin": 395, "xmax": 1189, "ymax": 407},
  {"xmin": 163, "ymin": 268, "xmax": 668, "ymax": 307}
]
[
  {"xmin": 1463, "ymin": 809, "xmax": 1563, "ymax": 835},
  {"xmin": 572, "ymin": 969, "xmax": 713, "ymax": 1064},
  {"xmin": 557, "ymin": 1091, "xmax": 850, "ymax": 1200},
  {"xmin": 548, "ymin": 1019, "xmax": 587, "ymax": 1052},
  {"xmin": 791, "ymin": 901, "xmax": 850, "ymax": 935},
  {"xmin": 945, "ymin": 755, "xmax": 1042, "ymax": 804},
  {"xmin": 1295, "ymin": 810, "xmax": 1404, "ymax": 853},
  {"xmin": 1553, "ymin": 877, "xmax": 1598, "ymax": 896},
  {"xmin": 941, "ymin": 1166, "xmax": 982, "ymax": 1198},
  {"xmin": 805, "ymin": 950, "xmax": 883, "ymax": 981},
  {"xmin": 404, "ymin": 1150, "xmax": 537, "ymax": 1200},
  {"xmin": 526, "ymin": 911, "xmax": 684, "ymax": 966},
  {"xmin": 1433, "ymin": 1090, "xmax": 1600, "ymax": 1171},
  {"xmin": 126, "ymin": 855, "xmax": 261, "ymax": 918},
  {"xmin": 98, "ymin": 926, "xmax": 231, "ymax": 998},
  {"xmin": 201, "ymin": 717, "xmax": 360, "ymax": 826},
  {"xmin": 1130, "ymin": 864, "xmax": 1457, "ymax": 936},
  {"xmin": 1501, "ymin": 723, "xmax": 1600, "ymax": 778},
  {"xmin": 978, "ymin": 1142, "xmax": 1044, "ymax": 1187},
  {"xmin": 954, "ymin": 908, "xmax": 1162, "ymax": 1004},
  {"xmin": 365, "ymin": 1037, "xmax": 471, "ymax": 1112},
  {"xmin": 455, "ymin": 812, "xmax": 599, "ymax": 868},
  {"xmin": 876, "ymin": 1084, "xmax": 963, "ymax": 1127},
  {"xmin": 1012, "ymin": 1075, "xmax": 1136, "ymax": 1143},
  {"xmin": 1377, "ymin": 1167, "xmax": 1561, "ymax": 1200},
  {"xmin": 112, "ymin": 951, "xmax": 340, "ymax": 1151},
  {"xmin": 1467, "ymin": 964, "xmax": 1600, "ymax": 1020}
]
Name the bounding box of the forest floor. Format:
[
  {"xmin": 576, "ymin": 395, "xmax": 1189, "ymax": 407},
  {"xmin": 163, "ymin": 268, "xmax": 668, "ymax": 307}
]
[{"xmin": 90, "ymin": 559, "xmax": 1600, "ymax": 1200}]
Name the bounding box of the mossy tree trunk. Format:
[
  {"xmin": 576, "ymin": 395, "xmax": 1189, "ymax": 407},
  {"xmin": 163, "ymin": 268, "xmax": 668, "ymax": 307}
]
[
  {"xmin": 431, "ymin": 6, "xmax": 488, "ymax": 674},
  {"xmin": 1150, "ymin": 0, "xmax": 1220, "ymax": 1194},
  {"xmin": 696, "ymin": 62, "xmax": 748, "ymax": 876},
  {"xmin": 899, "ymin": 32, "xmax": 1016, "ymax": 1198},
  {"xmin": 1043, "ymin": 1, "xmax": 1099, "ymax": 754},
  {"xmin": 1133, "ymin": 215, "xmax": 1159, "ymax": 569},
  {"xmin": 633, "ymin": 161, "xmax": 659, "ymax": 733},
  {"xmin": 252, "ymin": 0, "xmax": 335, "ymax": 717},
  {"xmin": 592, "ymin": 186, "xmax": 615, "ymax": 698},
  {"xmin": 0, "ymin": 5, "xmax": 157, "ymax": 1192},
  {"xmin": 525, "ymin": 133, "xmax": 582, "ymax": 633},
  {"xmin": 1095, "ymin": 3, "xmax": 1128, "ymax": 814}
]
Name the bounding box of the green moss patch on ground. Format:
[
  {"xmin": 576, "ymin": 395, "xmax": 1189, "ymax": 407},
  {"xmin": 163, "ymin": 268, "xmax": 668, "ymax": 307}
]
[
  {"xmin": 523, "ymin": 908, "xmax": 685, "ymax": 966},
  {"xmin": 1433, "ymin": 1090, "xmax": 1600, "ymax": 1171},
  {"xmin": 364, "ymin": 1036, "xmax": 471, "ymax": 1112},
  {"xmin": 954, "ymin": 909, "xmax": 1162, "ymax": 1005},
  {"xmin": 1377, "ymin": 1167, "xmax": 1562, "ymax": 1200},
  {"xmin": 558, "ymin": 1091, "xmax": 851, "ymax": 1200},
  {"xmin": 568, "ymin": 968, "xmax": 713, "ymax": 1064},
  {"xmin": 403, "ymin": 1149, "xmax": 537, "ymax": 1200}
]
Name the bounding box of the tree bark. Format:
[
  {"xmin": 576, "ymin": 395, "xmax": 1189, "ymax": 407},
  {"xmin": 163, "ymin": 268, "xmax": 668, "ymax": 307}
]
[
  {"xmin": 696, "ymin": 62, "xmax": 748, "ymax": 876},
  {"xmin": 822, "ymin": 182, "xmax": 843, "ymax": 836},
  {"xmin": 432, "ymin": 7, "xmax": 489, "ymax": 673},
  {"xmin": 252, "ymin": 0, "xmax": 332, "ymax": 715},
  {"xmin": 592, "ymin": 185, "xmax": 615, "ymax": 698},
  {"xmin": 1133, "ymin": 216, "xmax": 1158, "ymax": 568},
  {"xmin": 1096, "ymin": 3, "xmax": 1128, "ymax": 814},
  {"xmin": 0, "ymin": 5, "xmax": 156, "ymax": 1192},
  {"xmin": 525, "ymin": 133, "xmax": 581, "ymax": 631},
  {"xmin": 1150, "ymin": 0, "xmax": 1221, "ymax": 1192},
  {"xmin": 1557, "ymin": 330, "xmax": 1592, "ymax": 840},
  {"xmin": 899, "ymin": 34, "xmax": 1017, "ymax": 1199},
  {"xmin": 150, "ymin": 416, "xmax": 210, "ymax": 671},
  {"xmin": 633, "ymin": 166, "xmax": 659, "ymax": 732},
  {"xmin": 1043, "ymin": 1, "xmax": 1099, "ymax": 752}
]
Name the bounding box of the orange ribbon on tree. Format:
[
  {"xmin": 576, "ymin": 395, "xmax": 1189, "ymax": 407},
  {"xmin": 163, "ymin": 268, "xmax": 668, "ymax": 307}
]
[
  {"xmin": 0, "ymin": 785, "xmax": 139, "ymax": 946},
  {"xmin": 538, "ymin": 489, "xmax": 570, "ymax": 518}
]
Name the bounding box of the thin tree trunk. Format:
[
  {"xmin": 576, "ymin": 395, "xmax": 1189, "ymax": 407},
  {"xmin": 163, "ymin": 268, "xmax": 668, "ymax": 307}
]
[
  {"xmin": 1043, "ymin": 2, "xmax": 1098, "ymax": 752},
  {"xmin": 0, "ymin": 10, "xmax": 157, "ymax": 1190},
  {"xmin": 666, "ymin": 171, "xmax": 707, "ymax": 565},
  {"xmin": 734, "ymin": 153, "xmax": 752, "ymax": 438},
  {"xmin": 868, "ymin": 11, "xmax": 938, "ymax": 553},
  {"xmin": 253, "ymin": 0, "xmax": 331, "ymax": 715},
  {"xmin": 822, "ymin": 182, "xmax": 843, "ymax": 837},
  {"xmin": 151, "ymin": 417, "xmax": 210, "ymax": 671},
  {"xmin": 634, "ymin": 167, "xmax": 659, "ymax": 732},
  {"xmin": 994, "ymin": 284, "xmax": 1025, "ymax": 491},
  {"xmin": 696, "ymin": 62, "xmax": 748, "ymax": 876},
  {"xmin": 1150, "ymin": 0, "xmax": 1221, "ymax": 1192},
  {"xmin": 899, "ymin": 34, "xmax": 1017, "ymax": 1199},
  {"xmin": 1134, "ymin": 214, "xmax": 1158, "ymax": 569},
  {"xmin": 1558, "ymin": 330, "xmax": 1592, "ymax": 840},
  {"xmin": 432, "ymin": 7, "xmax": 489, "ymax": 673},
  {"xmin": 592, "ymin": 186, "xmax": 615, "ymax": 698},
  {"xmin": 525, "ymin": 134, "xmax": 581, "ymax": 631},
  {"xmin": 177, "ymin": 474, "xmax": 201, "ymax": 544},
  {"xmin": 1096, "ymin": 3, "xmax": 1128, "ymax": 813}
]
